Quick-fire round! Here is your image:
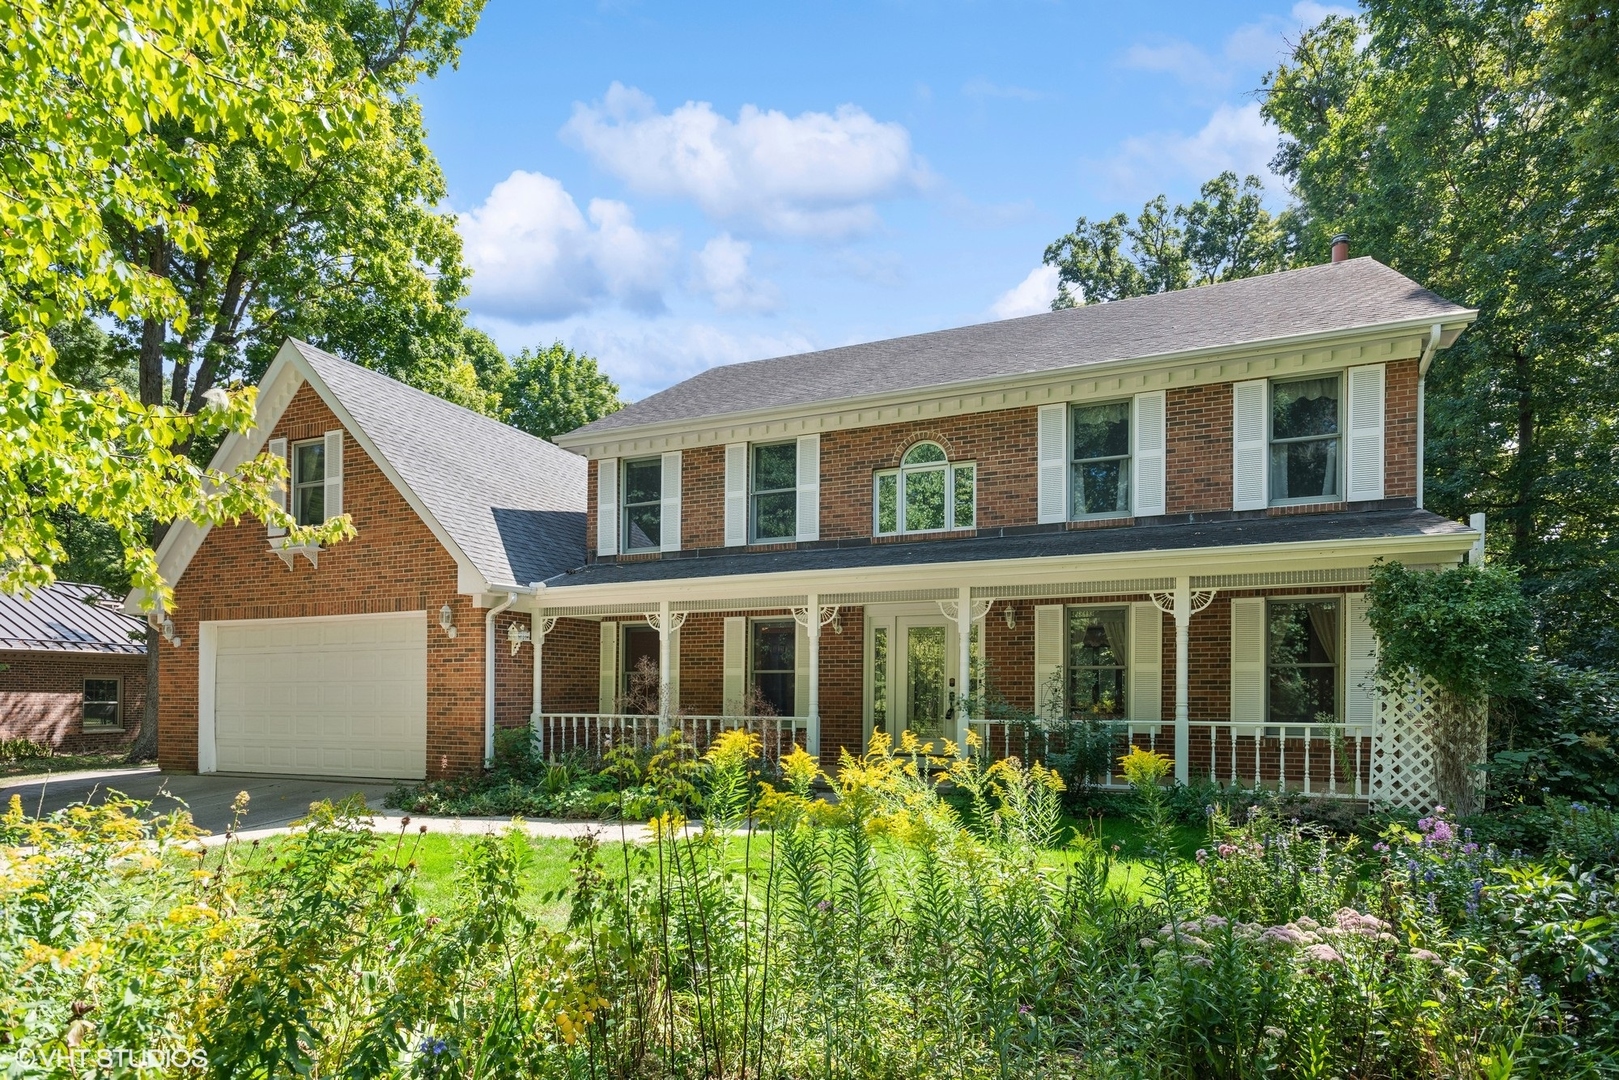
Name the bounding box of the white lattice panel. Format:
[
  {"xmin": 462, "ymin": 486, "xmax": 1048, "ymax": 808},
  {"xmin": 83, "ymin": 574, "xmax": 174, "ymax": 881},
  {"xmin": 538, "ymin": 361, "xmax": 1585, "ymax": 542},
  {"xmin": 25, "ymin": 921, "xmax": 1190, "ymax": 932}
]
[{"xmin": 1370, "ymin": 675, "xmax": 1485, "ymax": 811}]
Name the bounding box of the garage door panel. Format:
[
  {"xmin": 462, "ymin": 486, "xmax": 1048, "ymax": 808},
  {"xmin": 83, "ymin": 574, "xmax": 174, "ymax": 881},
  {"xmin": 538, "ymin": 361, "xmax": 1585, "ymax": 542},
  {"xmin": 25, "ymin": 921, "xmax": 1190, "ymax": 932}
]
[{"xmin": 213, "ymin": 613, "xmax": 427, "ymax": 779}]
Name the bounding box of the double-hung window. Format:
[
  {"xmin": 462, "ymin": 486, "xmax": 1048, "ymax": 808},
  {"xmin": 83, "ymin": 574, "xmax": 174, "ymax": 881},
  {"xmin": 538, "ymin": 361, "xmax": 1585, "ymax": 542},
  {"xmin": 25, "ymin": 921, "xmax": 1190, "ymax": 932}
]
[
  {"xmin": 751, "ymin": 619, "xmax": 796, "ymax": 716},
  {"xmin": 751, "ymin": 443, "xmax": 798, "ymax": 542},
  {"xmin": 1065, "ymin": 606, "xmax": 1128, "ymax": 716},
  {"xmin": 1070, "ymin": 402, "xmax": 1131, "ymax": 517},
  {"xmin": 1267, "ymin": 599, "xmax": 1339, "ymax": 728},
  {"xmin": 83, "ymin": 678, "xmax": 121, "ymax": 729},
  {"xmin": 621, "ymin": 457, "xmax": 663, "ymax": 551},
  {"xmin": 874, "ymin": 442, "xmax": 975, "ymax": 535},
  {"xmin": 291, "ymin": 440, "xmax": 326, "ymax": 526},
  {"xmin": 1270, "ymin": 376, "xmax": 1340, "ymax": 502}
]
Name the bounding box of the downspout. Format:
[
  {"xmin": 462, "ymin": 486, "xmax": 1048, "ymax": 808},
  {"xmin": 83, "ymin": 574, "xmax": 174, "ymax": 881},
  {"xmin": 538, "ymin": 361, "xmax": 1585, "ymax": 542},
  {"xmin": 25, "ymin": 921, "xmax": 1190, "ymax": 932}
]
[
  {"xmin": 485, "ymin": 591, "xmax": 518, "ymax": 767},
  {"xmin": 1416, "ymin": 322, "xmax": 1443, "ymax": 510}
]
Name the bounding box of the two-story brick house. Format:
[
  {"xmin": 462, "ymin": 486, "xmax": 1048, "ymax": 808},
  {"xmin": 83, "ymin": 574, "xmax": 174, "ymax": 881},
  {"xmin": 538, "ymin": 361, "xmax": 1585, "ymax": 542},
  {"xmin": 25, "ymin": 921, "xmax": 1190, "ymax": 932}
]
[
  {"xmin": 533, "ymin": 255, "xmax": 1479, "ymax": 808},
  {"xmin": 147, "ymin": 253, "xmax": 1479, "ymax": 809}
]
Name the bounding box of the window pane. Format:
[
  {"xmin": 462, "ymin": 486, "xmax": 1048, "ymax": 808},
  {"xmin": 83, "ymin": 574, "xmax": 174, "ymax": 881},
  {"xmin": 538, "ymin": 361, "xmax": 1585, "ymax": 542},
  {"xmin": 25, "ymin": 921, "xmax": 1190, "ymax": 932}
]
[
  {"xmin": 876, "ymin": 473, "xmax": 898, "ymax": 533},
  {"xmin": 625, "ymin": 504, "xmax": 661, "ymax": 549},
  {"xmin": 1072, "ymin": 402, "xmax": 1129, "ymax": 460},
  {"xmin": 1270, "ymin": 438, "xmax": 1339, "ymax": 501},
  {"xmin": 753, "ymin": 443, "xmax": 797, "ymax": 491},
  {"xmin": 755, "ymin": 673, "xmax": 795, "ymax": 718},
  {"xmin": 622, "ymin": 458, "xmax": 662, "ymax": 505},
  {"xmin": 752, "ymin": 621, "xmax": 796, "ymax": 717},
  {"xmin": 872, "ymin": 626, "xmax": 889, "ymax": 730},
  {"xmin": 1268, "ymin": 602, "xmax": 1338, "ymax": 667},
  {"xmin": 902, "ymin": 442, "xmax": 946, "ymax": 465},
  {"xmin": 753, "ymin": 491, "xmax": 797, "ymax": 540},
  {"xmin": 1066, "ymin": 608, "xmax": 1128, "ymax": 716},
  {"xmin": 952, "ymin": 465, "xmax": 975, "ymax": 528},
  {"xmin": 1072, "ymin": 459, "xmax": 1129, "ymax": 515},
  {"xmin": 1270, "ymin": 666, "xmax": 1336, "ymax": 725},
  {"xmin": 84, "ymin": 701, "xmax": 120, "ymax": 725},
  {"xmin": 295, "ymin": 442, "xmax": 325, "ymax": 484},
  {"xmin": 296, "ymin": 485, "xmax": 325, "ymax": 526},
  {"xmin": 84, "ymin": 679, "xmax": 119, "ymax": 725},
  {"xmin": 1272, "ymin": 377, "xmax": 1339, "ymax": 440},
  {"xmin": 904, "ymin": 467, "xmax": 946, "ymax": 530}
]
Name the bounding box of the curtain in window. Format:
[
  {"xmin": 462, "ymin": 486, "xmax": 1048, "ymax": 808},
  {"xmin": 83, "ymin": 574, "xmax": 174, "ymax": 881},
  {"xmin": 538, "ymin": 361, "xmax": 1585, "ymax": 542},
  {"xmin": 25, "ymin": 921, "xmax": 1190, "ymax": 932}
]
[
  {"xmin": 1306, "ymin": 602, "xmax": 1338, "ymax": 664},
  {"xmin": 1096, "ymin": 607, "xmax": 1129, "ymax": 665}
]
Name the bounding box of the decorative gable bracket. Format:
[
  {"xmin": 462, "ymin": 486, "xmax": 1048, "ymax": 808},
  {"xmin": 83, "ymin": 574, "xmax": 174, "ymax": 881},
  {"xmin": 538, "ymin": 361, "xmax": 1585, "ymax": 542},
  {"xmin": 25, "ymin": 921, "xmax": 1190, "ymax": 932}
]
[{"xmin": 269, "ymin": 540, "xmax": 321, "ymax": 570}]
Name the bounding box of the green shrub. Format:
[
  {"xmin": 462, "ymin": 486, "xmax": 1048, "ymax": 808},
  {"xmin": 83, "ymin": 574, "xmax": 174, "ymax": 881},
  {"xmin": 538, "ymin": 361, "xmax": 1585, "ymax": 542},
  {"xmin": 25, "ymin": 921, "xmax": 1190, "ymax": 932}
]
[{"xmin": 0, "ymin": 737, "xmax": 51, "ymax": 763}]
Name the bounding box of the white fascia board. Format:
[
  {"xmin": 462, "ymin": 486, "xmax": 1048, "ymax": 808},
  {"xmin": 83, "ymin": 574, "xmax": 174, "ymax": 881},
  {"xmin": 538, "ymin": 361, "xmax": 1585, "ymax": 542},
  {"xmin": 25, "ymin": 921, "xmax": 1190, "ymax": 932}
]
[
  {"xmin": 532, "ymin": 525, "xmax": 1479, "ymax": 610},
  {"xmin": 132, "ymin": 339, "xmax": 491, "ymax": 609},
  {"xmin": 553, "ymin": 313, "xmax": 1479, "ymax": 457}
]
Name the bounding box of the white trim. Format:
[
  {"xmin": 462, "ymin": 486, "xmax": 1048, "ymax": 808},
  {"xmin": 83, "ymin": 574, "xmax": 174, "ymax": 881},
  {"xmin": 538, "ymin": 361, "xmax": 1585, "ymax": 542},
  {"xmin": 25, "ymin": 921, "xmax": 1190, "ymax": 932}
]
[
  {"xmin": 660, "ymin": 451, "xmax": 682, "ymax": 552},
  {"xmin": 555, "ymin": 317, "xmax": 1474, "ymax": 457},
  {"xmin": 197, "ymin": 622, "xmax": 217, "ymax": 773},
  {"xmin": 1129, "ymin": 601, "xmax": 1162, "ymax": 723},
  {"xmin": 722, "ymin": 616, "xmax": 746, "ymax": 712},
  {"xmin": 1131, "ymin": 390, "xmax": 1167, "ymax": 517},
  {"xmin": 1345, "ymin": 363, "xmax": 1386, "ymax": 501},
  {"xmin": 1036, "ymin": 403, "xmax": 1068, "ymax": 524},
  {"xmin": 266, "ymin": 437, "xmax": 288, "ymax": 539},
  {"xmin": 795, "ymin": 434, "xmax": 820, "ymax": 542},
  {"xmin": 598, "ymin": 620, "xmax": 619, "ymax": 713},
  {"xmin": 1032, "ymin": 604, "xmax": 1064, "ymax": 719},
  {"xmin": 1232, "ymin": 379, "xmax": 1269, "ymax": 511},
  {"xmin": 1229, "ymin": 597, "xmax": 1266, "ymax": 722},
  {"xmin": 724, "ymin": 443, "xmax": 748, "ymax": 547},
  {"xmin": 597, "ymin": 457, "xmax": 619, "ymax": 557},
  {"xmin": 323, "ymin": 429, "xmax": 344, "ymax": 520}
]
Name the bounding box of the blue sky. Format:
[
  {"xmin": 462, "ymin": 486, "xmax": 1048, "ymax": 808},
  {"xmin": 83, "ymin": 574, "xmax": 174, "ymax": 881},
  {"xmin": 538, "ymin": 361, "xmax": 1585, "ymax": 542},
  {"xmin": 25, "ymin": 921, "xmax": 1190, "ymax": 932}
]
[{"xmin": 420, "ymin": 1, "xmax": 1350, "ymax": 401}]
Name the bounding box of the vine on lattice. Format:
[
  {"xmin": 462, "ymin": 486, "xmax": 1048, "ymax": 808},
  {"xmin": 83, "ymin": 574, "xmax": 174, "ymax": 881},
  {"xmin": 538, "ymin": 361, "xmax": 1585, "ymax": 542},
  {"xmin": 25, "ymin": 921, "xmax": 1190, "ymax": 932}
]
[{"xmin": 1370, "ymin": 675, "xmax": 1485, "ymax": 811}]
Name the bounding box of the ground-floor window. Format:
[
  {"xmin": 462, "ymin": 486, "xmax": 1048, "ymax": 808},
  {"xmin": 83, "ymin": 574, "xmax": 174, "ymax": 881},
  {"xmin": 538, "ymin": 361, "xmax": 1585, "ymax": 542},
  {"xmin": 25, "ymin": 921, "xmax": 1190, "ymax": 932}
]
[
  {"xmin": 1066, "ymin": 607, "xmax": 1128, "ymax": 717},
  {"xmin": 621, "ymin": 624, "xmax": 660, "ymax": 713},
  {"xmin": 751, "ymin": 619, "xmax": 796, "ymax": 717},
  {"xmin": 83, "ymin": 677, "xmax": 122, "ymax": 729},
  {"xmin": 1267, "ymin": 599, "xmax": 1339, "ymax": 728}
]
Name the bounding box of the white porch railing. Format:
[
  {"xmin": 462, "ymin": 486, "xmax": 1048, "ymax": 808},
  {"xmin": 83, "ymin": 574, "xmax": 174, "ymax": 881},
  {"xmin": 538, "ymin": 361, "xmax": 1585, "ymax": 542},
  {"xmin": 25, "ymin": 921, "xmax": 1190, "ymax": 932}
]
[
  {"xmin": 533, "ymin": 713, "xmax": 810, "ymax": 763},
  {"xmin": 967, "ymin": 719, "xmax": 1376, "ymax": 799}
]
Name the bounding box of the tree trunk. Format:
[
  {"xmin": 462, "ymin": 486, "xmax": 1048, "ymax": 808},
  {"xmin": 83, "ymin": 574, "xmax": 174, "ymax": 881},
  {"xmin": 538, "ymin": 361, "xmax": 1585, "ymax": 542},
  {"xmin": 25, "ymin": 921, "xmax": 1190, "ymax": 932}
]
[{"xmin": 128, "ymin": 231, "xmax": 169, "ymax": 765}]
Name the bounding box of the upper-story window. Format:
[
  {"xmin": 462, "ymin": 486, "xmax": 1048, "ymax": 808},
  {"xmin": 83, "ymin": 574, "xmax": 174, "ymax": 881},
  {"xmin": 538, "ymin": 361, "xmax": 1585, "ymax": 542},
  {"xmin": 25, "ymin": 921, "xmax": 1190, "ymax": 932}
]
[
  {"xmin": 1270, "ymin": 376, "xmax": 1340, "ymax": 503},
  {"xmin": 874, "ymin": 442, "xmax": 975, "ymax": 535},
  {"xmin": 752, "ymin": 442, "xmax": 798, "ymax": 542},
  {"xmin": 621, "ymin": 457, "xmax": 663, "ymax": 551},
  {"xmin": 1071, "ymin": 402, "xmax": 1131, "ymax": 518},
  {"xmin": 292, "ymin": 439, "xmax": 326, "ymax": 526}
]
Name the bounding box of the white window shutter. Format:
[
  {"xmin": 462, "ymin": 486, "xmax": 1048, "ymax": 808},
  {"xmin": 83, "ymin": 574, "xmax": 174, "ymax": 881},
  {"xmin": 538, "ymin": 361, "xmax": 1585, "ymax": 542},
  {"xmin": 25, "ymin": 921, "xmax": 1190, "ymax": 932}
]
[
  {"xmin": 1230, "ymin": 598, "xmax": 1266, "ymax": 722},
  {"xmin": 598, "ymin": 621, "xmax": 619, "ymax": 713},
  {"xmin": 667, "ymin": 626, "xmax": 681, "ymax": 712},
  {"xmin": 1036, "ymin": 403, "xmax": 1068, "ymax": 523},
  {"xmin": 1131, "ymin": 391, "xmax": 1166, "ymax": 517},
  {"xmin": 660, "ymin": 451, "xmax": 682, "ymax": 552},
  {"xmin": 796, "ymin": 434, "xmax": 820, "ymax": 542},
  {"xmin": 1033, "ymin": 604, "xmax": 1065, "ymax": 720},
  {"xmin": 1345, "ymin": 364, "xmax": 1386, "ymax": 502},
  {"xmin": 724, "ymin": 443, "xmax": 748, "ymax": 547},
  {"xmin": 322, "ymin": 430, "xmax": 343, "ymax": 520},
  {"xmin": 1129, "ymin": 601, "xmax": 1163, "ymax": 723},
  {"xmin": 723, "ymin": 617, "xmax": 746, "ymax": 713},
  {"xmin": 596, "ymin": 458, "xmax": 619, "ymax": 557},
  {"xmin": 794, "ymin": 619, "xmax": 810, "ymax": 716},
  {"xmin": 266, "ymin": 437, "xmax": 288, "ymax": 538},
  {"xmin": 1345, "ymin": 592, "xmax": 1378, "ymax": 725},
  {"xmin": 1232, "ymin": 380, "xmax": 1269, "ymax": 511}
]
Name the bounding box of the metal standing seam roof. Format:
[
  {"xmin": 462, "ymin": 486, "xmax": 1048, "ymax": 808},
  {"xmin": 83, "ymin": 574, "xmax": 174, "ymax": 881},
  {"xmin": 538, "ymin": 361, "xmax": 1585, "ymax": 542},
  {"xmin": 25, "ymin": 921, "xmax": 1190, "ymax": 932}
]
[
  {"xmin": 0, "ymin": 581, "xmax": 148, "ymax": 654},
  {"xmin": 289, "ymin": 341, "xmax": 588, "ymax": 588},
  {"xmin": 566, "ymin": 257, "xmax": 1474, "ymax": 439}
]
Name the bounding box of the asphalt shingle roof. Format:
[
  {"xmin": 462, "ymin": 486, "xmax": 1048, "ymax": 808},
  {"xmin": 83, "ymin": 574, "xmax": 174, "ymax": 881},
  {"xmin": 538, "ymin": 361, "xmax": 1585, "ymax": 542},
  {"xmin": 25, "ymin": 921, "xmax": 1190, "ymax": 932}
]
[
  {"xmin": 0, "ymin": 582, "xmax": 147, "ymax": 654},
  {"xmin": 571, "ymin": 258, "xmax": 1472, "ymax": 438},
  {"xmin": 543, "ymin": 508, "xmax": 1472, "ymax": 590},
  {"xmin": 291, "ymin": 341, "xmax": 587, "ymax": 588}
]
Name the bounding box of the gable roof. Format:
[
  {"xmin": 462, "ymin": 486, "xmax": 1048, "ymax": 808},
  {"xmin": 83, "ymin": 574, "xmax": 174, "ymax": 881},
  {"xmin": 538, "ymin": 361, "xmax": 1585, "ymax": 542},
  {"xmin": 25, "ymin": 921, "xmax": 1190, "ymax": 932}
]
[
  {"xmin": 288, "ymin": 341, "xmax": 586, "ymax": 588},
  {"xmin": 564, "ymin": 257, "xmax": 1473, "ymax": 441},
  {"xmin": 1, "ymin": 582, "xmax": 147, "ymax": 654}
]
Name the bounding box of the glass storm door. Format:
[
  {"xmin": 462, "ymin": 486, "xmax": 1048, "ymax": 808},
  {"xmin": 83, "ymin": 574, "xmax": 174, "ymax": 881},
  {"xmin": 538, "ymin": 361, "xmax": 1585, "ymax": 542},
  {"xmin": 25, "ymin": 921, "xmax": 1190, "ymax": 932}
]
[{"xmin": 895, "ymin": 618, "xmax": 953, "ymax": 744}]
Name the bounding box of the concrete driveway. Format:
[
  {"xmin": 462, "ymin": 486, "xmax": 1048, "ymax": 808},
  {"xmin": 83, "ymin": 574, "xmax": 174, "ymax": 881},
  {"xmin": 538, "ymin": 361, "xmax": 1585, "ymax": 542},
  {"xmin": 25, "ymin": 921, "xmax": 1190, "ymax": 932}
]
[{"xmin": 0, "ymin": 768, "xmax": 397, "ymax": 834}]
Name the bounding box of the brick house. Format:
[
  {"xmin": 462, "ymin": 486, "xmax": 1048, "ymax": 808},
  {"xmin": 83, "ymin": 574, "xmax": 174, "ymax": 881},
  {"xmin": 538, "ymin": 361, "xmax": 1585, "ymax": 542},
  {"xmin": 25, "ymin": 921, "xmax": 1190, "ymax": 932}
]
[
  {"xmin": 149, "ymin": 255, "xmax": 1482, "ymax": 808},
  {"xmin": 1, "ymin": 582, "xmax": 148, "ymax": 753}
]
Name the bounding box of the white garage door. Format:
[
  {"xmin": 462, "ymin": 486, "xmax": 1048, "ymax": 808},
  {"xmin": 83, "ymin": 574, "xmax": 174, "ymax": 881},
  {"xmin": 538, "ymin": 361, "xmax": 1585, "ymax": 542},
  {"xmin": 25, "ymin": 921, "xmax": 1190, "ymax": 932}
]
[{"xmin": 212, "ymin": 613, "xmax": 427, "ymax": 779}]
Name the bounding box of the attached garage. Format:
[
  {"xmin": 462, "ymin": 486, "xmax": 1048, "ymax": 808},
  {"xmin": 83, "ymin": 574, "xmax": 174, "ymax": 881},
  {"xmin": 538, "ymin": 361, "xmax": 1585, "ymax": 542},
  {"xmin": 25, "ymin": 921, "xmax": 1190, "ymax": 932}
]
[{"xmin": 203, "ymin": 612, "xmax": 428, "ymax": 779}]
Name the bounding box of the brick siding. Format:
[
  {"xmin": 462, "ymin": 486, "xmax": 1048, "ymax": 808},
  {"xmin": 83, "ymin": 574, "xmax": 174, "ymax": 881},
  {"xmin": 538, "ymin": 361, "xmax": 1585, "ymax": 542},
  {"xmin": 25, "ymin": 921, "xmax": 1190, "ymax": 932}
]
[{"xmin": 0, "ymin": 650, "xmax": 146, "ymax": 753}]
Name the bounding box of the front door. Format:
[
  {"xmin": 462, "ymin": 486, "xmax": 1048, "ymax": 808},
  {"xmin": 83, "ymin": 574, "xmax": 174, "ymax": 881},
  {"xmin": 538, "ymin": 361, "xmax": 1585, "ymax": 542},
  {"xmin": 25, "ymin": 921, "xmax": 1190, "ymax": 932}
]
[{"xmin": 894, "ymin": 617, "xmax": 954, "ymax": 745}]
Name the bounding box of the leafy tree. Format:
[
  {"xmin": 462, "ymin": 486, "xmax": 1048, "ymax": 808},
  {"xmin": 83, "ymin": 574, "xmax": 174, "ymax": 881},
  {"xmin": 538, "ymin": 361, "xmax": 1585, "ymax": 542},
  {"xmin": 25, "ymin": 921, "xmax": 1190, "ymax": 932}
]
[
  {"xmin": 493, "ymin": 342, "xmax": 623, "ymax": 441},
  {"xmin": 1263, "ymin": 2, "xmax": 1619, "ymax": 668},
  {"xmin": 1044, "ymin": 173, "xmax": 1294, "ymax": 307}
]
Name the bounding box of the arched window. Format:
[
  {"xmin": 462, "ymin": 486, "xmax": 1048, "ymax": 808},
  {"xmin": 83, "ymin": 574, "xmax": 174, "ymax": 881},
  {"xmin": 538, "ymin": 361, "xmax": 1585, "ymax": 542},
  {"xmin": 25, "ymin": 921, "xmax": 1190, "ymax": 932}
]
[{"xmin": 874, "ymin": 441, "xmax": 975, "ymax": 535}]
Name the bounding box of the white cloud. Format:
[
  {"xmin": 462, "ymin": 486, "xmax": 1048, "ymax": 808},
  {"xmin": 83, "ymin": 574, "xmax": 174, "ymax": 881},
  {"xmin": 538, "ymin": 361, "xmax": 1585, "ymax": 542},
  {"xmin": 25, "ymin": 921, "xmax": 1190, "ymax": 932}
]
[
  {"xmin": 561, "ymin": 83, "xmax": 927, "ymax": 238},
  {"xmin": 692, "ymin": 234, "xmax": 781, "ymax": 313},
  {"xmin": 1101, "ymin": 102, "xmax": 1285, "ymax": 201},
  {"xmin": 990, "ymin": 265, "xmax": 1059, "ymax": 320},
  {"xmin": 1119, "ymin": 3, "xmax": 1356, "ymax": 92},
  {"xmin": 457, "ymin": 170, "xmax": 677, "ymax": 321}
]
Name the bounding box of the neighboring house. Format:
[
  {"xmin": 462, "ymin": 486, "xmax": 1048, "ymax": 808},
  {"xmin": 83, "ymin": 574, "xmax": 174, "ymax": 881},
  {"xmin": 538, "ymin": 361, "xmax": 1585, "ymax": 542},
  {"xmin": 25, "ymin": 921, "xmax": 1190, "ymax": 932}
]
[
  {"xmin": 146, "ymin": 254, "xmax": 1481, "ymax": 809},
  {"xmin": 1, "ymin": 582, "xmax": 148, "ymax": 753}
]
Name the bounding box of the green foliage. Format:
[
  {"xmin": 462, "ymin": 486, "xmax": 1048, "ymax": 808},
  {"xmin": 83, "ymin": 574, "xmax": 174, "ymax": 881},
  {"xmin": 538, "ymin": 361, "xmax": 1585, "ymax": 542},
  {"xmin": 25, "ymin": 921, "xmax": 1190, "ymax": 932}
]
[
  {"xmin": 1490, "ymin": 659, "xmax": 1619, "ymax": 804},
  {"xmin": 0, "ymin": 738, "xmax": 51, "ymax": 764},
  {"xmin": 1043, "ymin": 172, "xmax": 1297, "ymax": 307},
  {"xmin": 485, "ymin": 341, "xmax": 623, "ymax": 441}
]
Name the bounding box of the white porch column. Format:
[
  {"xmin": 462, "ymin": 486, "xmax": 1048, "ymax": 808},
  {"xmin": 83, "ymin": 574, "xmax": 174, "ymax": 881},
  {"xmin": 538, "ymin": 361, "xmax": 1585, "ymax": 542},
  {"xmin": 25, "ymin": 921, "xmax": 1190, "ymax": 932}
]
[
  {"xmin": 805, "ymin": 591, "xmax": 821, "ymax": 756},
  {"xmin": 955, "ymin": 584, "xmax": 973, "ymax": 752},
  {"xmin": 1172, "ymin": 577, "xmax": 1191, "ymax": 785},
  {"xmin": 657, "ymin": 599, "xmax": 672, "ymax": 735}
]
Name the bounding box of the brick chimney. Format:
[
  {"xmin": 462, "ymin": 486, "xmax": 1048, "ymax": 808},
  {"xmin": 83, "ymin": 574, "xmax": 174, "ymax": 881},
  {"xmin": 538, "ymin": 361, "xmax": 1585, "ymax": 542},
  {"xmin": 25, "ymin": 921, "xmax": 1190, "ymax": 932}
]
[{"xmin": 1330, "ymin": 233, "xmax": 1350, "ymax": 263}]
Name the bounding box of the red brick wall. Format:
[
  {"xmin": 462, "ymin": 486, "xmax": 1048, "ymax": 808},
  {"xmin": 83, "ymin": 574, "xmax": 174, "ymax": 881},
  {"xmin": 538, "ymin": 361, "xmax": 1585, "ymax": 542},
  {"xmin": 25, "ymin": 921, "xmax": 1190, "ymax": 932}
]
[
  {"xmin": 675, "ymin": 613, "xmax": 724, "ymax": 715},
  {"xmin": 1166, "ymin": 383, "xmax": 1234, "ymax": 514},
  {"xmin": 817, "ymin": 606, "xmax": 865, "ymax": 768},
  {"xmin": 495, "ymin": 611, "xmax": 532, "ymax": 731},
  {"xmin": 538, "ymin": 617, "xmax": 600, "ymax": 713},
  {"xmin": 160, "ymin": 383, "xmax": 502, "ymax": 779},
  {"xmin": 1385, "ymin": 358, "xmax": 1419, "ymax": 500},
  {"xmin": 0, "ymin": 650, "xmax": 147, "ymax": 753}
]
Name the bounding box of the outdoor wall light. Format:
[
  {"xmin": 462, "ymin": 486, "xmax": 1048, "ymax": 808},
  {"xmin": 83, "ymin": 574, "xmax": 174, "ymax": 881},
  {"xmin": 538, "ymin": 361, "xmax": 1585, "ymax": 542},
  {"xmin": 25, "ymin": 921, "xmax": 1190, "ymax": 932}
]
[
  {"xmin": 159, "ymin": 615, "xmax": 184, "ymax": 650},
  {"xmin": 439, "ymin": 604, "xmax": 458, "ymax": 639},
  {"xmin": 507, "ymin": 622, "xmax": 532, "ymax": 655},
  {"xmin": 832, "ymin": 611, "xmax": 843, "ymax": 635},
  {"xmin": 1004, "ymin": 607, "xmax": 1017, "ymax": 630}
]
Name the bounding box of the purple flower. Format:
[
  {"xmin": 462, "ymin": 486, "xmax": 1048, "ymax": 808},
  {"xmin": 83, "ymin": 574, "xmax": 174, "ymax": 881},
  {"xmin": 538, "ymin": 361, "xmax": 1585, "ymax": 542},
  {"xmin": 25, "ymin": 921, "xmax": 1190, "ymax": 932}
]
[
  {"xmin": 1195, "ymin": 849, "xmax": 1208, "ymax": 864},
  {"xmin": 1572, "ymin": 802, "xmax": 1589, "ymax": 813},
  {"xmin": 1205, "ymin": 804, "xmax": 1217, "ymax": 817},
  {"xmin": 1303, "ymin": 944, "xmax": 1343, "ymax": 964},
  {"xmin": 1373, "ymin": 842, "xmax": 1389, "ymax": 853}
]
